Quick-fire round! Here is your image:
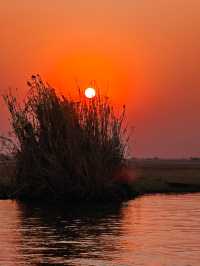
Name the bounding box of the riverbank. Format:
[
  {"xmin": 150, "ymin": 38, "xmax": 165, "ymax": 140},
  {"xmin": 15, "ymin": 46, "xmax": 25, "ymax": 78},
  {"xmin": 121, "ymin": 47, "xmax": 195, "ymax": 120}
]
[
  {"xmin": 129, "ymin": 159, "xmax": 200, "ymax": 194},
  {"xmin": 0, "ymin": 159, "xmax": 200, "ymax": 199}
]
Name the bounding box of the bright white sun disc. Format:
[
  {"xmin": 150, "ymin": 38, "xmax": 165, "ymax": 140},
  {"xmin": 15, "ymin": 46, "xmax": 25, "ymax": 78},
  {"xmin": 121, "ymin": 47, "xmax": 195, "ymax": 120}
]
[{"xmin": 85, "ymin": 87, "xmax": 96, "ymax": 99}]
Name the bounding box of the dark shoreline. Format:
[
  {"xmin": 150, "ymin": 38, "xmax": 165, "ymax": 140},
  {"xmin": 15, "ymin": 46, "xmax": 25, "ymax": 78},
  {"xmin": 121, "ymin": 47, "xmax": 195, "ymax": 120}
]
[
  {"xmin": 0, "ymin": 159, "xmax": 200, "ymax": 200},
  {"xmin": 129, "ymin": 159, "xmax": 200, "ymax": 194}
]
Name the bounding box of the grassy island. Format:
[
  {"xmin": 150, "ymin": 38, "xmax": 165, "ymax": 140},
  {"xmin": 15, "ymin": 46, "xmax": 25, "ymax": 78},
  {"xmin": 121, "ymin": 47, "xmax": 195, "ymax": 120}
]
[{"xmin": 1, "ymin": 75, "xmax": 132, "ymax": 202}]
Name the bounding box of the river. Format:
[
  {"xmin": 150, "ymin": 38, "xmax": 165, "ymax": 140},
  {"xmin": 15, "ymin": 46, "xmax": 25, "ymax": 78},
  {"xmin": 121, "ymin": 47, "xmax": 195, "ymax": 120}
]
[{"xmin": 0, "ymin": 193, "xmax": 200, "ymax": 265}]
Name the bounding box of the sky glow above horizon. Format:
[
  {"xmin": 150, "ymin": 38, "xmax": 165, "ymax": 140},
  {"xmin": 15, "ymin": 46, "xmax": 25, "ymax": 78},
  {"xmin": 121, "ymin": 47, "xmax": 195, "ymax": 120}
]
[{"xmin": 0, "ymin": 0, "xmax": 200, "ymax": 158}]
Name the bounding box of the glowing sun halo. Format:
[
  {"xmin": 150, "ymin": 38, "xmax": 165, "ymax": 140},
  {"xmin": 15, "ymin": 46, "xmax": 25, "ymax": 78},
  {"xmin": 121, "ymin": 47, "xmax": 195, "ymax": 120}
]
[{"xmin": 85, "ymin": 87, "xmax": 96, "ymax": 99}]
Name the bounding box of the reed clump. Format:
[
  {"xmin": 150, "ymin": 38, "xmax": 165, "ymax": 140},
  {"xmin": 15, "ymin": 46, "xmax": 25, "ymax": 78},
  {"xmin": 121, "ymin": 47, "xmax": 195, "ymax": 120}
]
[{"xmin": 4, "ymin": 75, "xmax": 130, "ymax": 201}]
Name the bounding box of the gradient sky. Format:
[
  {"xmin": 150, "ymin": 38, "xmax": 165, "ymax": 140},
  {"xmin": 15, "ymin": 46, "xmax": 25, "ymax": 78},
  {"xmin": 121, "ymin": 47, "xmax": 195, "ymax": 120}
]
[{"xmin": 0, "ymin": 0, "xmax": 200, "ymax": 158}]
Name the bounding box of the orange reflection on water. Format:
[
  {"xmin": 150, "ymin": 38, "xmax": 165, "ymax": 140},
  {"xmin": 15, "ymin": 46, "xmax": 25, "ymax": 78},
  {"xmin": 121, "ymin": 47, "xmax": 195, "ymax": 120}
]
[
  {"xmin": 0, "ymin": 194, "xmax": 200, "ymax": 265},
  {"xmin": 115, "ymin": 194, "xmax": 200, "ymax": 266},
  {"xmin": 0, "ymin": 200, "xmax": 26, "ymax": 265}
]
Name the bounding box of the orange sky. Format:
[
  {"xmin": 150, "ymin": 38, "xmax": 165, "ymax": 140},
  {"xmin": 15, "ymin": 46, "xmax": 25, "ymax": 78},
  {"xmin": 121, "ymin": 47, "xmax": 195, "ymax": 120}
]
[{"xmin": 0, "ymin": 0, "xmax": 200, "ymax": 158}]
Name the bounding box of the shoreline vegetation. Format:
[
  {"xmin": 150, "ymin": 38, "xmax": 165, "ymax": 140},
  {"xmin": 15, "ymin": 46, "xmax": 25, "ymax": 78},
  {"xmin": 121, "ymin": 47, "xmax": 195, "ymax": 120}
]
[
  {"xmin": 0, "ymin": 158, "xmax": 200, "ymax": 200},
  {"xmin": 1, "ymin": 75, "xmax": 200, "ymax": 202},
  {"xmin": 1, "ymin": 75, "xmax": 132, "ymax": 202}
]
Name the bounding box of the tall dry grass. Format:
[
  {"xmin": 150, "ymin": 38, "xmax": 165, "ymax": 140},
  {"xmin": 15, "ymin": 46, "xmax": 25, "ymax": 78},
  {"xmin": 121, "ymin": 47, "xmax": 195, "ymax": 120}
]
[{"xmin": 3, "ymin": 75, "xmax": 130, "ymax": 201}]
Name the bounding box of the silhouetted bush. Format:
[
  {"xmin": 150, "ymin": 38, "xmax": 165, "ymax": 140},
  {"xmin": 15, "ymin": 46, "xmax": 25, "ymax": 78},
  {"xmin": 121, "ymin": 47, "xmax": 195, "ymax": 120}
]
[{"xmin": 4, "ymin": 75, "xmax": 130, "ymax": 201}]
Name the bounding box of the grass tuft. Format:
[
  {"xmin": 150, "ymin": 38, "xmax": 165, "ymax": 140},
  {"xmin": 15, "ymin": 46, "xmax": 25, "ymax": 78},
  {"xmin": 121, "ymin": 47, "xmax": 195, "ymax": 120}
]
[{"xmin": 3, "ymin": 75, "xmax": 130, "ymax": 201}]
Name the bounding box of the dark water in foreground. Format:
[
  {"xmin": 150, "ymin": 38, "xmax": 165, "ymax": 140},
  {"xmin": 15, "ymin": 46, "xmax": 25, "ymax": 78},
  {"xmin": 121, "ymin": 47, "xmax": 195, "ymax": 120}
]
[{"xmin": 0, "ymin": 194, "xmax": 200, "ymax": 266}]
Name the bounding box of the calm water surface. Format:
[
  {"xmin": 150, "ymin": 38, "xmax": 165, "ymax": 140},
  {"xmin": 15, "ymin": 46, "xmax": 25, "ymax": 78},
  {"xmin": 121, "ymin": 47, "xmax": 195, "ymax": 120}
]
[{"xmin": 0, "ymin": 194, "xmax": 200, "ymax": 266}]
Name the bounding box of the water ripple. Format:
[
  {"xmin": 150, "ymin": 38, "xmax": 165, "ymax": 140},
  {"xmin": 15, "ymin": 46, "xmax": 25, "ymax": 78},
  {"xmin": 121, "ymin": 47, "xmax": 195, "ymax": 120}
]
[{"xmin": 0, "ymin": 194, "xmax": 200, "ymax": 265}]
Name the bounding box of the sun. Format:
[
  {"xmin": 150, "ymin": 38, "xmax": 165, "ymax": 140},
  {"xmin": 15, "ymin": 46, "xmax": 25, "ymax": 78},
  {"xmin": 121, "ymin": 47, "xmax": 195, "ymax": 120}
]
[{"xmin": 85, "ymin": 87, "xmax": 96, "ymax": 99}]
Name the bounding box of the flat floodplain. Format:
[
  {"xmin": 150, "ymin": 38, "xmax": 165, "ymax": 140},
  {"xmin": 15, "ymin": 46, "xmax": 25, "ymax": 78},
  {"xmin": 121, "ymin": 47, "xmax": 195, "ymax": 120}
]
[{"xmin": 129, "ymin": 159, "xmax": 200, "ymax": 193}]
